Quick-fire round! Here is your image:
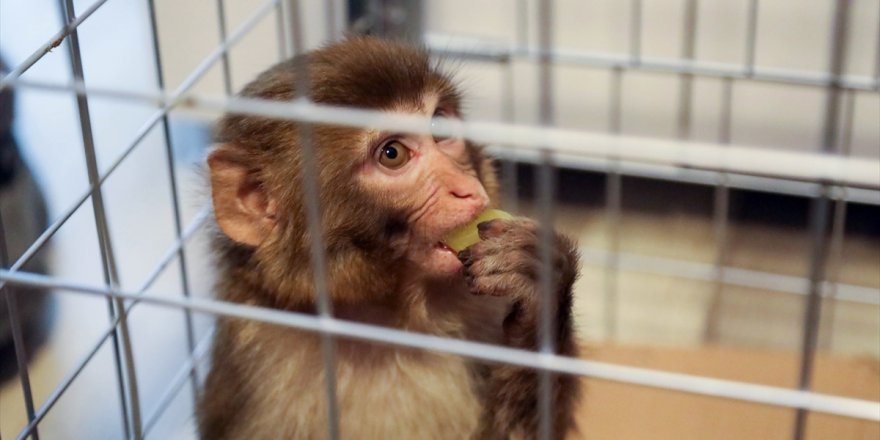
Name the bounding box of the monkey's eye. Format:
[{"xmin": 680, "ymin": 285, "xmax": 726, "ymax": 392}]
[{"xmin": 377, "ymin": 141, "xmax": 410, "ymax": 169}]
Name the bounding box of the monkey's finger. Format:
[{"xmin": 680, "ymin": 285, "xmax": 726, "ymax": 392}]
[
  {"xmin": 486, "ymin": 228, "xmax": 578, "ymax": 275},
  {"xmin": 465, "ymin": 250, "xmax": 538, "ymax": 280},
  {"xmin": 476, "ymin": 218, "xmax": 538, "ymax": 241},
  {"xmin": 466, "ymin": 272, "xmax": 533, "ymax": 298},
  {"xmin": 470, "ymin": 220, "xmax": 538, "ymax": 255}
]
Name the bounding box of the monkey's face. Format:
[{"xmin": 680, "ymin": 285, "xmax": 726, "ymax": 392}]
[
  {"xmin": 210, "ymin": 37, "xmax": 501, "ymax": 304},
  {"xmin": 357, "ymin": 95, "xmax": 489, "ymax": 276}
]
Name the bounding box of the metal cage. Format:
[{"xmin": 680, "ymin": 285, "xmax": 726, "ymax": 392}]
[{"xmin": 0, "ymin": 0, "xmax": 878, "ymax": 439}]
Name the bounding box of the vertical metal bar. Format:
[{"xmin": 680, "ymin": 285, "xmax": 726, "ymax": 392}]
[
  {"xmin": 286, "ymin": 2, "xmax": 340, "ymax": 439},
  {"xmin": 818, "ymin": 0, "xmax": 849, "ymax": 154},
  {"xmin": 817, "ymin": 90, "xmax": 855, "ymax": 351},
  {"xmin": 145, "ymin": 0, "xmax": 200, "ymax": 407},
  {"xmin": 676, "ymin": 0, "xmax": 698, "ymax": 140},
  {"xmin": 630, "ymin": 0, "xmax": 643, "ymax": 65},
  {"xmin": 502, "ymin": 0, "xmax": 529, "ymax": 214},
  {"xmin": 707, "ymin": 0, "xmax": 755, "ymax": 341},
  {"xmin": 875, "ymin": 3, "xmax": 880, "ymax": 85},
  {"xmin": 681, "ymin": 0, "xmax": 698, "ymax": 60},
  {"xmin": 536, "ymin": 151, "xmax": 557, "ymax": 440},
  {"xmin": 537, "ymin": 0, "xmax": 554, "ymax": 126},
  {"xmin": 279, "ymin": 0, "xmax": 300, "ymax": 59},
  {"xmin": 793, "ymin": 192, "xmax": 831, "ymax": 440},
  {"xmin": 517, "ymin": 0, "xmax": 529, "ymax": 49},
  {"xmin": 703, "ymin": 77, "xmax": 733, "ymax": 343},
  {"xmin": 216, "ymin": 0, "xmax": 234, "ymax": 95},
  {"xmin": 501, "ymin": 59, "xmax": 519, "ymax": 213},
  {"xmin": 793, "ymin": 1, "xmax": 850, "ymax": 438},
  {"xmin": 0, "ymin": 212, "xmax": 40, "ymax": 440},
  {"xmin": 819, "ymin": 189, "xmax": 847, "ymax": 350},
  {"xmin": 705, "ymin": 0, "xmax": 760, "ymax": 336},
  {"xmin": 275, "ymin": 2, "xmax": 289, "ymax": 60},
  {"xmin": 284, "ymin": 0, "xmax": 304, "ymax": 54},
  {"xmin": 325, "ymin": 0, "xmax": 337, "ymax": 40},
  {"xmin": 744, "ymin": 0, "xmax": 760, "ymax": 76},
  {"xmin": 604, "ymin": 68, "xmax": 624, "ymax": 341},
  {"xmin": 325, "ymin": 0, "xmax": 344, "ymax": 40},
  {"xmin": 536, "ymin": 1, "xmax": 555, "ymax": 438},
  {"xmin": 718, "ymin": 79, "xmax": 734, "ymax": 169},
  {"xmin": 58, "ymin": 0, "xmax": 143, "ymax": 438}
]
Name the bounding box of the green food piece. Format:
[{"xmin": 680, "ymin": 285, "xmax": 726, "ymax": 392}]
[{"xmin": 444, "ymin": 209, "xmax": 513, "ymax": 252}]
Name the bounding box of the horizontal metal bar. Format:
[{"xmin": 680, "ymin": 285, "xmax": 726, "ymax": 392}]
[
  {"xmin": 0, "ymin": 0, "xmax": 110, "ymax": 92},
  {"xmin": 14, "ymin": 207, "xmax": 209, "ymax": 440},
  {"xmin": 485, "ymin": 145, "xmax": 880, "ymax": 206},
  {"xmin": 7, "ymin": 77, "xmax": 879, "ymax": 190},
  {"xmin": 185, "ymin": 96, "xmax": 880, "ymax": 189},
  {"xmin": 1, "ymin": 269, "xmax": 878, "ymax": 422},
  {"xmin": 424, "ymin": 34, "xmax": 880, "ymax": 92},
  {"xmin": 578, "ymin": 247, "xmax": 880, "ymax": 306},
  {"xmin": 142, "ymin": 327, "xmax": 214, "ymax": 434}
]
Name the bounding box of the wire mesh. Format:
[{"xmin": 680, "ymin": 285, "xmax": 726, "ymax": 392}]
[{"xmin": 0, "ymin": 0, "xmax": 878, "ymax": 439}]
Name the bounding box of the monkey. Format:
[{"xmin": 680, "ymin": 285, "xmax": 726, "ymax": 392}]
[{"xmin": 198, "ymin": 36, "xmax": 580, "ymax": 439}]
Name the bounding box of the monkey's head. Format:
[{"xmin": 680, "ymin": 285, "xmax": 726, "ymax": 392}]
[{"xmin": 209, "ymin": 37, "xmax": 499, "ymax": 307}]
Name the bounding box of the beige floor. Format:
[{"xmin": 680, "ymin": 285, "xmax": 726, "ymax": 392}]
[
  {"xmin": 1, "ymin": 154, "xmax": 878, "ymax": 439},
  {"xmin": 577, "ymin": 343, "xmax": 880, "ymax": 440},
  {"xmin": 512, "ymin": 188, "xmax": 880, "ymax": 356}
]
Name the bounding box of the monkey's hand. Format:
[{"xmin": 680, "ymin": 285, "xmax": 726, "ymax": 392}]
[
  {"xmin": 459, "ymin": 218, "xmax": 578, "ymax": 349},
  {"xmin": 460, "ymin": 218, "xmax": 580, "ymax": 439}
]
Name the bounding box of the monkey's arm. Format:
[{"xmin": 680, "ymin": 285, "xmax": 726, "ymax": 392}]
[{"xmin": 461, "ymin": 219, "xmax": 580, "ymax": 439}]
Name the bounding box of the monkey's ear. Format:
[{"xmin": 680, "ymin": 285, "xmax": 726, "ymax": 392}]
[{"xmin": 207, "ymin": 144, "xmax": 278, "ymax": 247}]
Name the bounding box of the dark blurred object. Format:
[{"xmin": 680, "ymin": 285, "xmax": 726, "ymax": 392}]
[
  {"xmin": 347, "ymin": 0, "xmax": 423, "ymax": 42},
  {"xmin": 0, "ymin": 55, "xmax": 52, "ymax": 381}
]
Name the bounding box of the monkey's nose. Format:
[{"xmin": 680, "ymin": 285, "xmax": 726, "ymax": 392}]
[
  {"xmin": 449, "ymin": 182, "xmax": 490, "ymax": 216},
  {"xmin": 450, "ymin": 180, "xmax": 488, "ymax": 203},
  {"xmin": 450, "ymin": 185, "xmax": 475, "ymax": 199}
]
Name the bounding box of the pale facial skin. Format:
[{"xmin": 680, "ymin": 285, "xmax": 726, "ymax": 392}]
[{"xmin": 357, "ymin": 95, "xmax": 490, "ymax": 277}]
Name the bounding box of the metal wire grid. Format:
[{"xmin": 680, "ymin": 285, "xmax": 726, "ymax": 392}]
[{"xmin": 0, "ymin": 0, "xmax": 879, "ymax": 439}]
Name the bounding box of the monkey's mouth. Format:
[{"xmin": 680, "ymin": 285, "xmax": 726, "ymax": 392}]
[
  {"xmin": 435, "ymin": 242, "xmax": 456, "ymax": 254},
  {"xmin": 429, "ymin": 241, "xmax": 463, "ymax": 273}
]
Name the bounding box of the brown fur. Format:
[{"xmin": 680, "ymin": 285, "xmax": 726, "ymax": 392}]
[{"xmin": 199, "ymin": 37, "xmax": 579, "ymax": 439}]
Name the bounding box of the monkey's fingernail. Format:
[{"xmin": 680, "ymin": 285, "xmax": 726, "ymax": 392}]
[{"xmin": 476, "ymin": 221, "xmax": 492, "ymax": 234}]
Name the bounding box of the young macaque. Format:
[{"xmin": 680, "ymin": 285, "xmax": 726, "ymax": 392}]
[{"xmin": 199, "ymin": 36, "xmax": 580, "ymax": 439}]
